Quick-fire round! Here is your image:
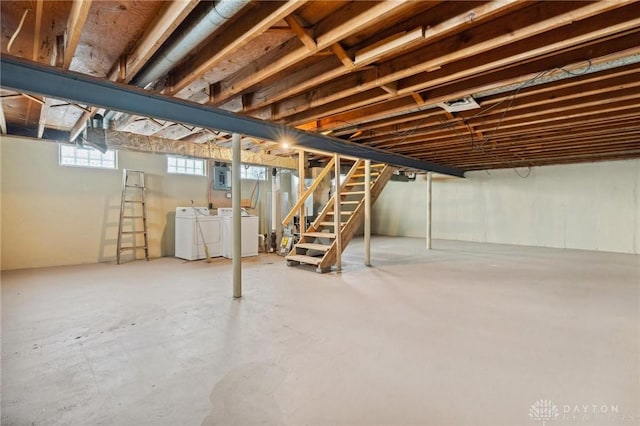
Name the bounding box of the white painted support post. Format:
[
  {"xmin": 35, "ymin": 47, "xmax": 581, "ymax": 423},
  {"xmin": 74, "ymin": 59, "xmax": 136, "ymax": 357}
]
[
  {"xmin": 426, "ymin": 171, "xmax": 432, "ymax": 250},
  {"xmin": 334, "ymin": 154, "xmax": 342, "ymax": 272},
  {"xmin": 298, "ymin": 150, "xmax": 305, "ymax": 234},
  {"xmin": 271, "ymin": 169, "xmax": 277, "ymax": 233},
  {"xmin": 232, "ymin": 133, "xmax": 242, "ymax": 298},
  {"xmin": 364, "ymin": 160, "xmax": 371, "ymax": 266}
]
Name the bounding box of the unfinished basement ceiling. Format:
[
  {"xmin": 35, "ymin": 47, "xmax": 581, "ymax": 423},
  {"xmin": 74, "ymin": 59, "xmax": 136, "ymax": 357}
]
[{"xmin": 1, "ymin": 0, "xmax": 639, "ymax": 171}]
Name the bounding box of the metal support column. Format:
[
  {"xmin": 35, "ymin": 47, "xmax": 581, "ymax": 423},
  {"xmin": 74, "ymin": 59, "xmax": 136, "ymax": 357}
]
[
  {"xmin": 334, "ymin": 154, "xmax": 342, "ymax": 272},
  {"xmin": 298, "ymin": 150, "xmax": 305, "ymax": 234},
  {"xmin": 232, "ymin": 133, "xmax": 242, "ymax": 298},
  {"xmin": 426, "ymin": 171, "xmax": 432, "ymax": 250},
  {"xmin": 364, "ymin": 160, "xmax": 371, "ymax": 266}
]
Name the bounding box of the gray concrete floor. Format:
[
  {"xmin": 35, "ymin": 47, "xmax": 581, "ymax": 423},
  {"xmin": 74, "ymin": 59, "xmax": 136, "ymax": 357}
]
[{"xmin": 1, "ymin": 237, "xmax": 639, "ymax": 426}]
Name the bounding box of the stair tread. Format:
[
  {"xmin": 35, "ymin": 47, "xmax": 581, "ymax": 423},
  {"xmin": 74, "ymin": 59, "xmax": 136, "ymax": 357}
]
[
  {"xmin": 326, "ymin": 211, "xmax": 352, "ymax": 215},
  {"xmin": 340, "ymin": 200, "xmax": 360, "ymax": 204},
  {"xmin": 342, "ymin": 191, "xmax": 365, "ymax": 195},
  {"xmin": 304, "ymin": 232, "xmax": 336, "ymax": 238},
  {"xmin": 345, "ymin": 182, "xmax": 367, "ymax": 186},
  {"xmin": 296, "ymin": 243, "xmax": 331, "ymax": 252},
  {"xmin": 320, "ymin": 222, "xmax": 347, "ymax": 226},
  {"xmin": 286, "ymin": 254, "xmax": 323, "ymax": 265},
  {"xmin": 121, "ymin": 231, "xmax": 147, "ymax": 234},
  {"xmin": 352, "ymin": 173, "xmax": 380, "ymax": 178},
  {"xmin": 357, "ymin": 164, "xmax": 385, "ymax": 169}
]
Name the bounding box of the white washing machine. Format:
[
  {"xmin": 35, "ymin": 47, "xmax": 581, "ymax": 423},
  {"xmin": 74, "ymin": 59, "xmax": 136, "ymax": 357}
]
[
  {"xmin": 175, "ymin": 207, "xmax": 222, "ymax": 260},
  {"xmin": 217, "ymin": 208, "xmax": 259, "ymax": 258}
]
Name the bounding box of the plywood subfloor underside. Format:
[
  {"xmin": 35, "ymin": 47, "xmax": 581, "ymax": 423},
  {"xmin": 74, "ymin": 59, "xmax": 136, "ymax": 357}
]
[{"xmin": 1, "ymin": 237, "xmax": 639, "ymax": 425}]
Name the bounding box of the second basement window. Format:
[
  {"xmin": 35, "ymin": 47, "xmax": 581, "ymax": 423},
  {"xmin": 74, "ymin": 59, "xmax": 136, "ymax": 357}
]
[
  {"xmin": 167, "ymin": 156, "xmax": 206, "ymax": 176},
  {"xmin": 241, "ymin": 165, "xmax": 266, "ymax": 180}
]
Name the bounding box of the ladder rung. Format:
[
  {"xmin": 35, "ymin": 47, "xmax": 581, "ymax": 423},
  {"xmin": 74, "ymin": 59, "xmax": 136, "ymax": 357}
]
[
  {"xmin": 125, "ymin": 185, "xmax": 144, "ymax": 188},
  {"xmin": 120, "ymin": 231, "xmax": 147, "ymax": 234},
  {"xmin": 286, "ymin": 254, "xmax": 323, "ymax": 266},
  {"xmin": 340, "ymin": 200, "xmax": 360, "ymax": 205},
  {"xmin": 304, "ymin": 232, "xmax": 336, "ymax": 239},
  {"xmin": 295, "ymin": 243, "xmax": 331, "ymax": 252},
  {"xmin": 320, "ymin": 221, "xmax": 347, "ymax": 227},
  {"xmin": 120, "ymin": 246, "xmax": 148, "ymax": 251}
]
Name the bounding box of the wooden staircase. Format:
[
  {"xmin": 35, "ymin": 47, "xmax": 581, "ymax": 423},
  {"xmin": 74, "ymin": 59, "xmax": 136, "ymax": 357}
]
[{"xmin": 286, "ymin": 160, "xmax": 393, "ymax": 273}]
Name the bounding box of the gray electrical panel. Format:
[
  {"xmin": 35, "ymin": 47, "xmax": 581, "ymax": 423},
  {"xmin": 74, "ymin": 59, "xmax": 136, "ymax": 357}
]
[{"xmin": 213, "ymin": 165, "xmax": 231, "ymax": 190}]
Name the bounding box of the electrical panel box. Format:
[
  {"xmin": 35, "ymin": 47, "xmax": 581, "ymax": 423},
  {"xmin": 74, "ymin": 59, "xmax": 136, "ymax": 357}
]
[{"xmin": 213, "ymin": 165, "xmax": 231, "ymax": 190}]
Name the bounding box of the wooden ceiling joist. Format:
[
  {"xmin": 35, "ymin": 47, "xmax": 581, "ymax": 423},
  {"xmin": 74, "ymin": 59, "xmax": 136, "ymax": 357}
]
[
  {"xmin": 276, "ymin": 3, "xmax": 639, "ymax": 126},
  {"xmin": 62, "ymin": 0, "xmax": 93, "ymax": 70},
  {"xmin": 168, "ymin": 1, "xmax": 307, "ymax": 96},
  {"xmin": 241, "ymin": 0, "xmax": 526, "ymax": 115},
  {"xmin": 207, "ymin": 0, "xmax": 420, "ymax": 107}
]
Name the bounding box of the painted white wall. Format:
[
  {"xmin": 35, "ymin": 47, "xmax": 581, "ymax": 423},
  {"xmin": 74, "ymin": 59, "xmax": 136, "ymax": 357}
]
[
  {"xmin": 0, "ymin": 136, "xmax": 270, "ymax": 270},
  {"xmin": 373, "ymin": 159, "xmax": 640, "ymax": 254}
]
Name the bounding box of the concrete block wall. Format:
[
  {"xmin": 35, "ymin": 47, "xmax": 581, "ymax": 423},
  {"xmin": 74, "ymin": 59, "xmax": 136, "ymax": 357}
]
[{"xmin": 373, "ymin": 159, "xmax": 640, "ymax": 254}]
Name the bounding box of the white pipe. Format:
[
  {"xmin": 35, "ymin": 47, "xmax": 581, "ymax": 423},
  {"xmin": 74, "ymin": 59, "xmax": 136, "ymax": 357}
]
[
  {"xmin": 364, "ymin": 160, "xmax": 371, "ymax": 266},
  {"xmin": 232, "ymin": 133, "xmax": 242, "ymax": 298},
  {"xmin": 132, "ymin": 0, "xmax": 251, "ymax": 88},
  {"xmin": 426, "ymin": 172, "xmax": 432, "ymax": 250},
  {"xmin": 334, "ymin": 154, "xmax": 342, "ymax": 272}
]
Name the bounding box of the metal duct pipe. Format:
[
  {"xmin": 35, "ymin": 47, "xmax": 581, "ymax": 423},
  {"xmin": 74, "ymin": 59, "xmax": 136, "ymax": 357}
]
[{"xmin": 131, "ymin": 0, "xmax": 251, "ymax": 88}]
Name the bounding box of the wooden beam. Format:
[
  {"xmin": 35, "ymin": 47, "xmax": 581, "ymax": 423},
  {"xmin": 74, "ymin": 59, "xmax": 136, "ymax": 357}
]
[
  {"xmin": 282, "ymin": 156, "xmax": 335, "ymax": 226},
  {"xmin": 208, "ymin": 1, "xmax": 419, "ymax": 106},
  {"xmin": 354, "ymin": 27, "xmax": 424, "ymax": 66},
  {"xmin": 275, "ymin": 2, "xmax": 638, "ymax": 125},
  {"xmin": 411, "ymin": 92, "xmax": 425, "ymax": 105},
  {"xmin": 168, "ymin": 1, "xmax": 307, "ymax": 95},
  {"xmin": 242, "ymin": 0, "xmax": 526, "ymax": 115},
  {"xmin": 285, "ymin": 14, "xmax": 316, "ymax": 51},
  {"xmin": 87, "ymin": 128, "xmax": 297, "ymax": 169},
  {"xmin": 69, "ymin": 106, "xmax": 97, "ymax": 141},
  {"xmin": 37, "ymin": 98, "xmax": 55, "ymax": 138},
  {"xmin": 32, "ymin": 0, "xmax": 44, "ymax": 62},
  {"xmin": 324, "ymin": 41, "xmax": 640, "ymax": 138},
  {"xmin": 63, "ymin": 0, "xmax": 93, "ymax": 69},
  {"xmin": 331, "ymin": 43, "xmax": 355, "ymax": 70},
  {"xmin": 112, "ymin": 0, "xmax": 197, "ymax": 83}
]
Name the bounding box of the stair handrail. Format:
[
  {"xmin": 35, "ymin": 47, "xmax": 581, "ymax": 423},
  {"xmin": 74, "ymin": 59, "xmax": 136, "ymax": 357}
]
[
  {"xmin": 282, "ymin": 156, "xmax": 336, "ymax": 227},
  {"xmin": 310, "ymin": 159, "xmax": 363, "ymax": 230}
]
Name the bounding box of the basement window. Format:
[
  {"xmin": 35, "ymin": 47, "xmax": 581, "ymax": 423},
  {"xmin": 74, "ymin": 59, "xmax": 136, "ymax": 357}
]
[
  {"xmin": 241, "ymin": 165, "xmax": 266, "ymax": 181},
  {"xmin": 59, "ymin": 145, "xmax": 117, "ymax": 169},
  {"xmin": 167, "ymin": 156, "xmax": 206, "ymax": 176}
]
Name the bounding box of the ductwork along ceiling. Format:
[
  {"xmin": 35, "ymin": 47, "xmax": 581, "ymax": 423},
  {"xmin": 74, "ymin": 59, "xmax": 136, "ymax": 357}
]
[{"xmin": 1, "ymin": 0, "xmax": 639, "ymax": 173}]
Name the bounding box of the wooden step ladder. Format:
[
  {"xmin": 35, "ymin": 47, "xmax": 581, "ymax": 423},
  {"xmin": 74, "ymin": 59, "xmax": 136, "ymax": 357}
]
[
  {"xmin": 286, "ymin": 160, "xmax": 393, "ymax": 273},
  {"xmin": 117, "ymin": 169, "xmax": 149, "ymax": 264}
]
